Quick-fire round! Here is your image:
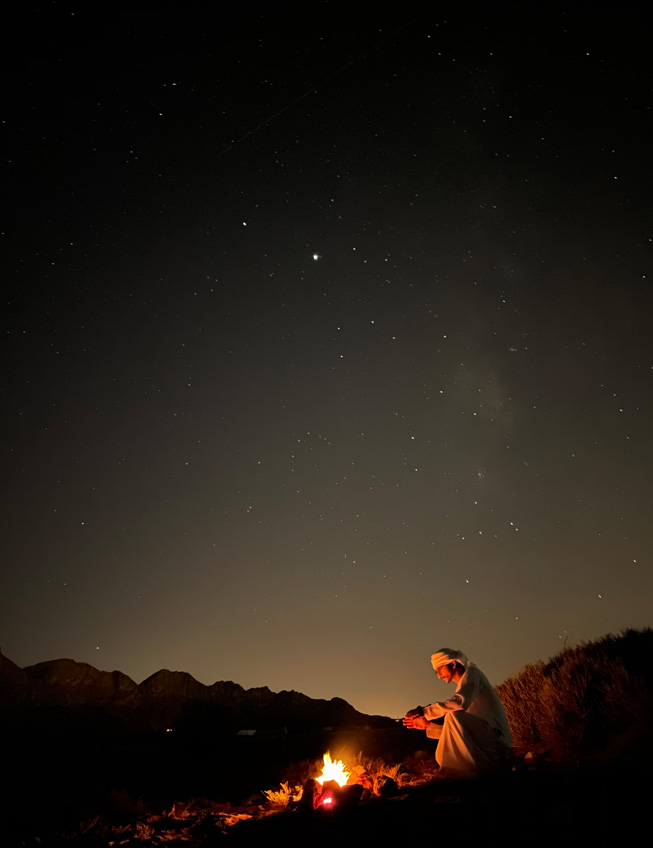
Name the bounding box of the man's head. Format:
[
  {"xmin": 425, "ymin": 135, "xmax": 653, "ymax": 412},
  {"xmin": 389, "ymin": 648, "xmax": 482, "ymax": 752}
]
[
  {"xmin": 431, "ymin": 648, "xmax": 468, "ymax": 683},
  {"xmin": 431, "ymin": 648, "xmax": 469, "ymax": 669}
]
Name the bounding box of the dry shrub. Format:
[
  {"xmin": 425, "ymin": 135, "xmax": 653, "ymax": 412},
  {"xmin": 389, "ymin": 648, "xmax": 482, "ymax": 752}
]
[
  {"xmin": 351, "ymin": 752, "xmax": 407, "ymax": 789},
  {"xmin": 497, "ymin": 628, "xmax": 653, "ymax": 761},
  {"xmin": 263, "ymin": 781, "xmax": 303, "ymax": 806}
]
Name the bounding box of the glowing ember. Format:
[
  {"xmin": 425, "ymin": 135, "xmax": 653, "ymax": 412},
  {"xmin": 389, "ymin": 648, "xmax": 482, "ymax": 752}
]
[{"xmin": 316, "ymin": 752, "xmax": 350, "ymax": 787}]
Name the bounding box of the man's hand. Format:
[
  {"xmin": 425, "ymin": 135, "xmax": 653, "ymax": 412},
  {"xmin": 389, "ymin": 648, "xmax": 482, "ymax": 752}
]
[
  {"xmin": 404, "ymin": 706, "xmax": 424, "ymax": 718},
  {"xmin": 403, "ymin": 713, "xmax": 430, "ymax": 730}
]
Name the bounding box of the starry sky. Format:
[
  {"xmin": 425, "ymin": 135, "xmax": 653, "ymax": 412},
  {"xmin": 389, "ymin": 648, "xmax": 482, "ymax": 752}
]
[{"xmin": 2, "ymin": 4, "xmax": 652, "ymax": 719}]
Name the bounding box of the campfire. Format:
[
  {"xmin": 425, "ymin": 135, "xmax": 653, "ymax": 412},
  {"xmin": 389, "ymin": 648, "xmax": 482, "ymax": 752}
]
[
  {"xmin": 313, "ymin": 753, "xmax": 351, "ymax": 809},
  {"xmin": 317, "ymin": 752, "xmax": 350, "ymax": 786},
  {"xmin": 262, "ymin": 751, "xmax": 400, "ymax": 812}
]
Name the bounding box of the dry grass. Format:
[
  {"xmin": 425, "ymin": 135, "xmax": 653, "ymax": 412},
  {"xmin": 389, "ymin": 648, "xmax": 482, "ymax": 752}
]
[
  {"xmin": 262, "ymin": 781, "xmax": 303, "ymax": 806},
  {"xmin": 350, "ymin": 752, "xmax": 407, "ymax": 789},
  {"xmin": 497, "ymin": 628, "xmax": 653, "ymax": 761}
]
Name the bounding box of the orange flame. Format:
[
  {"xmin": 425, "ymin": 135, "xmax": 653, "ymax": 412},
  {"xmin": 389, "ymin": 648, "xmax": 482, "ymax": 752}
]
[{"xmin": 316, "ymin": 752, "xmax": 350, "ymax": 787}]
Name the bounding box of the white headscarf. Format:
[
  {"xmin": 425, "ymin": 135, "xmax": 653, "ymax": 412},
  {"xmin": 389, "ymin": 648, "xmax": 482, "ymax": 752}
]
[{"xmin": 430, "ymin": 648, "xmax": 470, "ymax": 670}]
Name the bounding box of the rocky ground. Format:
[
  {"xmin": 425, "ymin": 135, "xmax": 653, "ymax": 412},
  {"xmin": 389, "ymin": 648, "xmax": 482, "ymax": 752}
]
[{"xmin": 4, "ymin": 754, "xmax": 650, "ymax": 847}]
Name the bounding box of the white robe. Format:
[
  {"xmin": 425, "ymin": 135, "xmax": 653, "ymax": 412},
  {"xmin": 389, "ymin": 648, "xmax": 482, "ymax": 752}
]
[{"xmin": 423, "ymin": 663, "xmax": 512, "ymax": 776}]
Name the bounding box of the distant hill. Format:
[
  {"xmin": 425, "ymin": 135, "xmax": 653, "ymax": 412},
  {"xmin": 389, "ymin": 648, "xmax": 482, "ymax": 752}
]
[
  {"xmin": 497, "ymin": 628, "xmax": 653, "ymax": 761},
  {"xmin": 0, "ymin": 650, "xmax": 392, "ymax": 732}
]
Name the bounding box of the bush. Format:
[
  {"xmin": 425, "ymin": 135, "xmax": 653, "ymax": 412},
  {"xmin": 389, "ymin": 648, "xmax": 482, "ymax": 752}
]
[{"xmin": 497, "ymin": 628, "xmax": 653, "ymax": 761}]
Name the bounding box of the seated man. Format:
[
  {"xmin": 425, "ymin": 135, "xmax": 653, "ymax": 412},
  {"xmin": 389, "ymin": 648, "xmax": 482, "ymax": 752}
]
[{"xmin": 403, "ymin": 648, "xmax": 512, "ymax": 777}]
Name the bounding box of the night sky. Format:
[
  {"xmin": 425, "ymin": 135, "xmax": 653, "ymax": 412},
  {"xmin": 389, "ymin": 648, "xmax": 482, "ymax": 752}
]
[{"xmin": 3, "ymin": 4, "xmax": 652, "ymax": 719}]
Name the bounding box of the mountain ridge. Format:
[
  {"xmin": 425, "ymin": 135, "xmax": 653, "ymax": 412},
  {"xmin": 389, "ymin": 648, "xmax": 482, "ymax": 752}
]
[{"xmin": 0, "ymin": 649, "xmax": 392, "ymax": 731}]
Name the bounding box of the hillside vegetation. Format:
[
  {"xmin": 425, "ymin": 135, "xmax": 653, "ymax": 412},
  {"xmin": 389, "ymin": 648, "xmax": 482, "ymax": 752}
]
[{"xmin": 497, "ymin": 628, "xmax": 653, "ymax": 761}]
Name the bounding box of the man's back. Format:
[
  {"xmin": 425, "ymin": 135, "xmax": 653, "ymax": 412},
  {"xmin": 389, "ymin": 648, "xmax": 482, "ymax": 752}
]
[{"xmin": 456, "ymin": 664, "xmax": 512, "ymax": 745}]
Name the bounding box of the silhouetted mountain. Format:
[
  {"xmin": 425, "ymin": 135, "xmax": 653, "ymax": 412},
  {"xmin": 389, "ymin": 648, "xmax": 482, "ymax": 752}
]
[
  {"xmin": 0, "ymin": 650, "xmax": 33, "ymax": 705},
  {"xmin": 24, "ymin": 658, "xmax": 139, "ymax": 705},
  {"xmin": 1, "ymin": 651, "xmax": 392, "ymax": 732}
]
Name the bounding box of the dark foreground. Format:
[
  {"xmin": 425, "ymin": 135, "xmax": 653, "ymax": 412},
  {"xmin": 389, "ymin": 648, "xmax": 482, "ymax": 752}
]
[
  {"xmin": 5, "ymin": 761, "xmax": 651, "ymax": 847},
  {"xmin": 2, "ymin": 722, "xmax": 650, "ymax": 846},
  {"xmin": 229, "ymin": 762, "xmax": 652, "ymax": 846}
]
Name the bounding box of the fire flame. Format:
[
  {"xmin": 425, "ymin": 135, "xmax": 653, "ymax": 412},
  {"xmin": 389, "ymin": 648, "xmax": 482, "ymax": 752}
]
[{"xmin": 316, "ymin": 752, "xmax": 350, "ymax": 787}]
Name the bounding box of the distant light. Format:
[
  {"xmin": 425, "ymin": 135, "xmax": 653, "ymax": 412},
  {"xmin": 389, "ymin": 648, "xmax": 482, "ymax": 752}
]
[{"xmin": 313, "ymin": 253, "xmax": 320, "ymax": 260}]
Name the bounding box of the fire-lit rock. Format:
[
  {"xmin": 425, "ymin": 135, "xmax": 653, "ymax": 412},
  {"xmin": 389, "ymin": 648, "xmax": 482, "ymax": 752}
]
[
  {"xmin": 376, "ymin": 775, "xmax": 399, "ymax": 797},
  {"xmin": 334, "ymin": 783, "xmax": 366, "ymax": 808},
  {"xmin": 297, "ymin": 778, "xmax": 320, "ymax": 811}
]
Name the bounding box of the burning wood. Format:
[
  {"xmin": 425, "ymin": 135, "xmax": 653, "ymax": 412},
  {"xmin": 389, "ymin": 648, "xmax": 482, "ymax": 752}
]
[
  {"xmin": 310, "ymin": 753, "xmax": 348, "ymax": 809},
  {"xmin": 316, "ymin": 752, "xmax": 350, "ymax": 788}
]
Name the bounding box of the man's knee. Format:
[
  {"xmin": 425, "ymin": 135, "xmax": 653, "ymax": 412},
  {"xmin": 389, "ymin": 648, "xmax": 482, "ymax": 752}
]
[{"xmin": 442, "ymin": 711, "xmax": 468, "ymax": 731}]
